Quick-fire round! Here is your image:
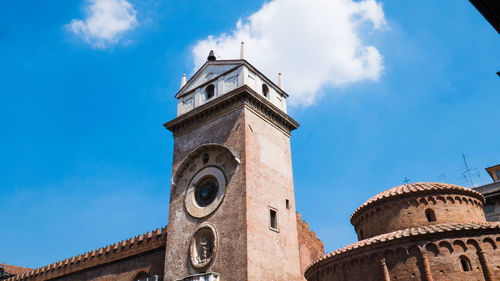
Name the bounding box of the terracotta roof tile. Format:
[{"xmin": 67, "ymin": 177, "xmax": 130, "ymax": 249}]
[
  {"xmin": 306, "ymin": 222, "xmax": 500, "ymax": 273},
  {"xmin": 351, "ymin": 182, "xmax": 484, "ymax": 221},
  {"xmin": 0, "ymin": 264, "xmax": 31, "ymax": 275}
]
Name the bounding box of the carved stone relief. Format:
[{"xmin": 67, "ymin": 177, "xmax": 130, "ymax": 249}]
[{"xmin": 190, "ymin": 223, "xmax": 218, "ymax": 270}]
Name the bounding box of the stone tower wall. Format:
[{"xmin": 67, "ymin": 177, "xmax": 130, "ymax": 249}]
[
  {"xmin": 163, "ymin": 85, "xmax": 303, "ymax": 281},
  {"xmin": 244, "ymin": 107, "xmax": 302, "ymax": 281},
  {"xmin": 352, "ymin": 194, "xmax": 486, "ymax": 239},
  {"xmin": 164, "ymin": 108, "xmax": 248, "ymax": 281}
]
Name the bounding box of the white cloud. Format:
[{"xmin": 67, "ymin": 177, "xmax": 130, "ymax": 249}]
[
  {"xmin": 192, "ymin": 0, "xmax": 387, "ymax": 106},
  {"xmin": 66, "ymin": 0, "xmax": 138, "ymax": 49}
]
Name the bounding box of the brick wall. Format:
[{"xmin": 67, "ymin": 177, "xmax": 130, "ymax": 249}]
[
  {"xmin": 352, "ymin": 194, "xmax": 486, "ymax": 240},
  {"xmin": 7, "ymin": 228, "xmax": 167, "ymax": 281},
  {"xmin": 305, "ymin": 229, "xmax": 500, "ymax": 281},
  {"xmin": 244, "ymin": 106, "xmax": 302, "ymax": 281},
  {"xmin": 164, "ymin": 108, "xmax": 248, "ymax": 281},
  {"xmin": 296, "ymin": 213, "xmax": 324, "ymax": 280}
]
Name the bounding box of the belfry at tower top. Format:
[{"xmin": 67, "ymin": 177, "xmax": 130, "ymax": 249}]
[{"xmin": 174, "ymin": 50, "xmax": 288, "ymax": 117}]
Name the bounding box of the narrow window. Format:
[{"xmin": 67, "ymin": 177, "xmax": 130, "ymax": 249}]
[
  {"xmin": 205, "ymin": 84, "xmax": 215, "ymax": 100},
  {"xmin": 262, "ymin": 84, "xmax": 269, "ymax": 98},
  {"xmin": 285, "ymin": 199, "xmax": 290, "ymax": 209},
  {"xmin": 459, "ymin": 256, "xmax": 472, "ymax": 272},
  {"xmin": 425, "ymin": 208, "xmax": 436, "ymax": 222},
  {"xmin": 269, "ymin": 208, "xmax": 278, "ymax": 231}
]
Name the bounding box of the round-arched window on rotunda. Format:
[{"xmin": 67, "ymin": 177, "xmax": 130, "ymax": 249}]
[
  {"xmin": 195, "ymin": 177, "xmax": 219, "ymax": 207},
  {"xmin": 459, "ymin": 255, "xmax": 472, "ymax": 272},
  {"xmin": 425, "ymin": 208, "xmax": 436, "ymax": 222}
]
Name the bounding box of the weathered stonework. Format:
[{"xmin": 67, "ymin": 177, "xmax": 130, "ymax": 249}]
[
  {"xmin": 163, "ymin": 109, "xmax": 248, "ymax": 281},
  {"xmin": 243, "ymin": 96, "xmax": 302, "ymax": 280}
]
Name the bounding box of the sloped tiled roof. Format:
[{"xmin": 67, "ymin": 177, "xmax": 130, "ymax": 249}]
[
  {"xmin": 0, "ymin": 264, "xmax": 31, "ymax": 275},
  {"xmin": 351, "ymin": 182, "xmax": 484, "ymax": 221},
  {"xmin": 306, "ymin": 222, "xmax": 500, "ymax": 273}
]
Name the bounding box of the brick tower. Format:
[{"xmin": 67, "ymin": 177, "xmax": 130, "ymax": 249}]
[{"xmin": 163, "ymin": 49, "xmax": 302, "ymax": 281}]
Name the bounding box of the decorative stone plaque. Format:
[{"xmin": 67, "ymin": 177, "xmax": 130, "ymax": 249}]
[{"xmin": 190, "ymin": 223, "xmax": 218, "ymax": 270}]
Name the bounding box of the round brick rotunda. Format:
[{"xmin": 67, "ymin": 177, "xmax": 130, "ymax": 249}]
[{"xmin": 305, "ymin": 182, "xmax": 500, "ymax": 281}]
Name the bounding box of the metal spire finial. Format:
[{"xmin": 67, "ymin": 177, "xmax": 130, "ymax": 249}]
[{"xmin": 207, "ymin": 50, "xmax": 216, "ymax": 61}]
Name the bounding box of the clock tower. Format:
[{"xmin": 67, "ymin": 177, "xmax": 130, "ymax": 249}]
[{"xmin": 163, "ymin": 49, "xmax": 302, "ymax": 281}]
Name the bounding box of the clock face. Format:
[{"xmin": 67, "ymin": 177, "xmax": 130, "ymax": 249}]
[{"xmin": 195, "ymin": 177, "xmax": 219, "ymax": 207}]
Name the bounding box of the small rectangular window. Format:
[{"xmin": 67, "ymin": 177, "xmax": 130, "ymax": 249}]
[
  {"xmin": 285, "ymin": 199, "xmax": 290, "ymax": 209},
  {"xmin": 269, "ymin": 208, "xmax": 278, "ymax": 231}
]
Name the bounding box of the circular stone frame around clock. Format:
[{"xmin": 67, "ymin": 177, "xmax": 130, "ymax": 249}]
[{"xmin": 185, "ymin": 166, "xmax": 227, "ymax": 218}]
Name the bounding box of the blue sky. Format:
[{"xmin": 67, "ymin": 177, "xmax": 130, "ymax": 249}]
[{"xmin": 1, "ymin": 0, "xmax": 499, "ymax": 268}]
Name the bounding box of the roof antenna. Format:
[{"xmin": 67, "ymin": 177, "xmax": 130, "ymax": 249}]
[
  {"xmin": 240, "ymin": 42, "xmax": 245, "ymax": 60},
  {"xmin": 277, "ymin": 73, "xmax": 283, "ymax": 89},
  {"xmin": 207, "ymin": 50, "xmax": 216, "ymax": 61},
  {"xmin": 461, "ymin": 153, "xmax": 475, "ymax": 187},
  {"xmin": 180, "ymin": 74, "xmax": 186, "ymax": 89}
]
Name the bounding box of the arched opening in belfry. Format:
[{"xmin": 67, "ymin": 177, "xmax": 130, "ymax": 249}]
[
  {"xmin": 459, "ymin": 255, "xmax": 472, "ymax": 272},
  {"xmin": 262, "ymin": 83, "xmax": 269, "ymax": 98},
  {"xmin": 205, "ymin": 84, "xmax": 215, "ymax": 100},
  {"xmin": 425, "ymin": 208, "xmax": 436, "ymax": 222}
]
